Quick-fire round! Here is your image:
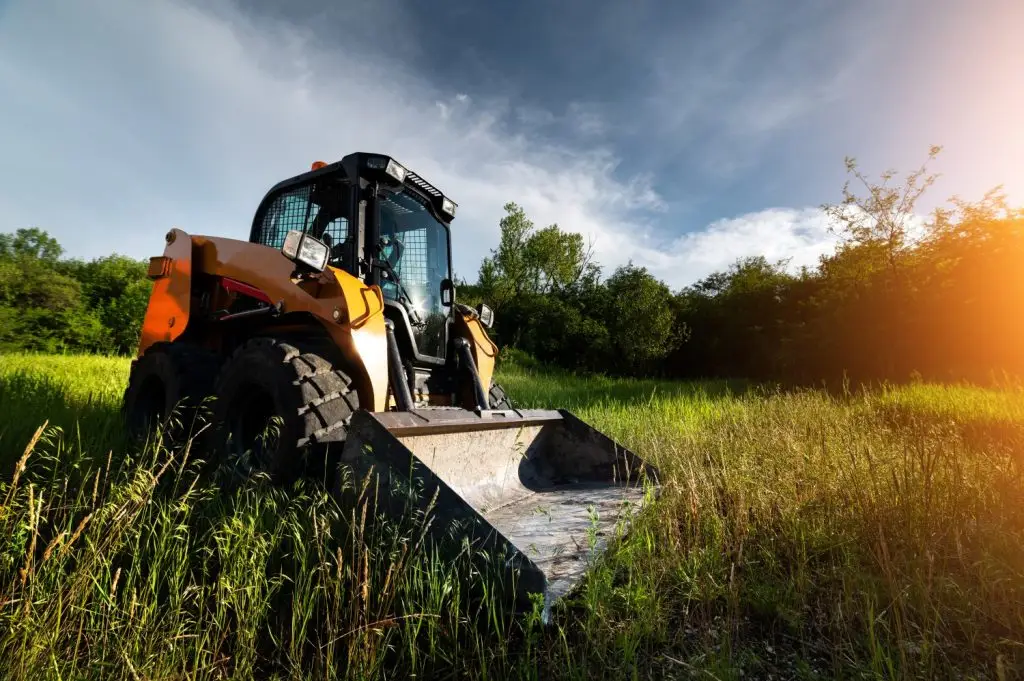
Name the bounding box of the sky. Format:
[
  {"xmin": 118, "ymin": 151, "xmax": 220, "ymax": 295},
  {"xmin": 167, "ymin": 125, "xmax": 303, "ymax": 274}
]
[{"xmin": 0, "ymin": 0, "xmax": 1021, "ymax": 289}]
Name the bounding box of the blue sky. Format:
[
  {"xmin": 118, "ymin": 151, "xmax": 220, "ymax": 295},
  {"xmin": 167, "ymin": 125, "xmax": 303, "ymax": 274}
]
[{"xmin": 1, "ymin": 0, "xmax": 1021, "ymax": 288}]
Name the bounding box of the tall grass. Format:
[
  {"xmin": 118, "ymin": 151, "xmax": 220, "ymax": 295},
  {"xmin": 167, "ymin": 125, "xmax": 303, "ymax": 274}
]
[
  {"xmin": 0, "ymin": 353, "xmax": 128, "ymax": 471},
  {"xmin": 2, "ymin": 353, "xmax": 1023, "ymax": 679}
]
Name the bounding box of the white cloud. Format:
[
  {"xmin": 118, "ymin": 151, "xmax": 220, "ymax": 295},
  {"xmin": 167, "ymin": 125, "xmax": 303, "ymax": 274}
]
[
  {"xmin": 609, "ymin": 208, "xmax": 843, "ymax": 288},
  {"xmin": 640, "ymin": 205, "xmax": 934, "ymax": 289},
  {"xmin": 671, "ymin": 207, "xmax": 840, "ymax": 278}
]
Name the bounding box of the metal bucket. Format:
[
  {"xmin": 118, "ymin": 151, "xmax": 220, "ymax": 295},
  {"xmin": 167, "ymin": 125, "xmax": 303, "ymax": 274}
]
[{"xmin": 339, "ymin": 407, "xmax": 660, "ymax": 614}]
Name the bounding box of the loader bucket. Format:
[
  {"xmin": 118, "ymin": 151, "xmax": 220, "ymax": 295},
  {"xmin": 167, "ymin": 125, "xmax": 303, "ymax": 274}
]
[{"xmin": 339, "ymin": 408, "xmax": 660, "ymax": 615}]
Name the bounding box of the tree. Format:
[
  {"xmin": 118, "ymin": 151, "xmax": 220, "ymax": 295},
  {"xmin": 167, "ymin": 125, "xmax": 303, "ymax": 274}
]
[
  {"xmin": 670, "ymin": 257, "xmax": 800, "ymax": 380},
  {"xmin": 60, "ymin": 255, "xmax": 152, "ymax": 354},
  {"xmin": 0, "ymin": 229, "xmax": 149, "ymax": 354},
  {"xmin": 0, "ymin": 227, "xmax": 64, "ymax": 262},
  {"xmin": 478, "ymin": 202, "xmax": 598, "ymax": 309},
  {"xmin": 0, "ymin": 254, "xmax": 105, "ymax": 353},
  {"xmin": 823, "ymin": 145, "xmax": 942, "ymax": 275},
  {"xmin": 103, "ymin": 277, "xmax": 152, "ymax": 353},
  {"xmin": 602, "ymin": 264, "xmax": 676, "ymax": 374},
  {"xmin": 524, "ymin": 225, "xmax": 599, "ymax": 294},
  {"xmin": 478, "ymin": 203, "xmax": 535, "ymax": 308}
]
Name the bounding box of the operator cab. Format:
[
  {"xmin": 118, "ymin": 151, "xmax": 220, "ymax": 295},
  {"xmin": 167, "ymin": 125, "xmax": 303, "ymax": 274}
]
[{"xmin": 248, "ymin": 153, "xmax": 461, "ymax": 386}]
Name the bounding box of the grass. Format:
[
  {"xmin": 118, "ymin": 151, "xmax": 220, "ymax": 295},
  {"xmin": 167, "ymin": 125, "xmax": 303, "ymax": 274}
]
[
  {"xmin": 1, "ymin": 352, "xmax": 1023, "ymax": 679},
  {"xmin": 0, "ymin": 353, "xmax": 129, "ymax": 468}
]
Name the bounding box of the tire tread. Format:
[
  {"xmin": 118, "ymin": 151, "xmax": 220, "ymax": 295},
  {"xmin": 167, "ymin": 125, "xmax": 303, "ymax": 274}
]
[
  {"xmin": 211, "ymin": 336, "xmax": 359, "ymax": 479},
  {"xmin": 488, "ymin": 382, "xmax": 514, "ymax": 409}
]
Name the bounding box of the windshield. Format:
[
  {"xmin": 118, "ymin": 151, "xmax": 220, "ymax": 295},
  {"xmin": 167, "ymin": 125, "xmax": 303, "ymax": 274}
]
[{"xmin": 377, "ymin": 188, "xmax": 451, "ymax": 357}]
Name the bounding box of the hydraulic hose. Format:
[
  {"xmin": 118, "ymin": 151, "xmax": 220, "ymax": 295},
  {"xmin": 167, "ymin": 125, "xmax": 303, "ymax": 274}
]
[{"xmin": 454, "ymin": 337, "xmax": 489, "ymax": 411}]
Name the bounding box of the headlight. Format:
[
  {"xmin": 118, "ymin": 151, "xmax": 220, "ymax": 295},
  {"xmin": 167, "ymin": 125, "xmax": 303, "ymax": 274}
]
[
  {"xmin": 476, "ymin": 303, "xmax": 494, "ymax": 328},
  {"xmin": 282, "ymin": 230, "xmax": 302, "ymax": 259},
  {"xmin": 441, "ymin": 197, "xmax": 457, "ymax": 217},
  {"xmin": 385, "ymin": 159, "xmax": 407, "ymax": 182},
  {"xmin": 282, "ymin": 230, "xmax": 329, "ymax": 272}
]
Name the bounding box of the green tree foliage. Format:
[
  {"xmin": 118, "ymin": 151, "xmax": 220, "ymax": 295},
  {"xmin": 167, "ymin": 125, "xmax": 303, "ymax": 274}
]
[
  {"xmin": 0, "ymin": 227, "xmax": 64, "ymax": 262},
  {"xmin": 475, "ymin": 205, "xmax": 673, "ymax": 375},
  {"xmin": 825, "ymin": 146, "xmax": 943, "ymax": 271},
  {"xmin": 671, "ymin": 256, "xmax": 799, "ymax": 380},
  {"xmin": 602, "ymin": 264, "xmax": 677, "ymax": 373},
  {"xmin": 668, "ymin": 149, "xmax": 1024, "ymax": 385},
  {"xmin": 478, "ymin": 202, "xmax": 598, "ymax": 309},
  {"xmin": 59, "ymin": 256, "xmax": 152, "ymax": 354},
  {"xmin": 0, "ymin": 229, "xmax": 151, "ymax": 355}
]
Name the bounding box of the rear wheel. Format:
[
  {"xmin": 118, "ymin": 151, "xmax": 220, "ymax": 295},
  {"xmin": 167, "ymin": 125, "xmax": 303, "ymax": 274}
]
[
  {"xmin": 122, "ymin": 342, "xmax": 219, "ymax": 444},
  {"xmin": 488, "ymin": 382, "xmax": 514, "ymax": 409},
  {"xmin": 210, "ymin": 337, "xmax": 359, "ymax": 484}
]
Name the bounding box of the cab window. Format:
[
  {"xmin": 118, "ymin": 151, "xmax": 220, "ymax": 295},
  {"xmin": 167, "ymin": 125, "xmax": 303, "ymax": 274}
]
[
  {"xmin": 255, "ymin": 186, "xmax": 314, "ymax": 249},
  {"xmin": 254, "ymin": 179, "xmax": 352, "ymax": 268}
]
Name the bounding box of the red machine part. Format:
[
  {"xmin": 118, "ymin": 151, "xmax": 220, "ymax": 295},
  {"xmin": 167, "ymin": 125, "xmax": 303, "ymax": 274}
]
[{"xmin": 220, "ymin": 276, "xmax": 273, "ymax": 305}]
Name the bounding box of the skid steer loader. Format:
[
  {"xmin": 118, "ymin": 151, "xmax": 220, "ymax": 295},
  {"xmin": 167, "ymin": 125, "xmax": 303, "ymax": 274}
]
[{"xmin": 122, "ymin": 152, "xmax": 659, "ymax": 612}]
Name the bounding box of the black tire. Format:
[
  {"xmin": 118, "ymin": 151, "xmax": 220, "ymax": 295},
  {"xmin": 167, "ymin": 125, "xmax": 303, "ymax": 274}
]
[
  {"xmin": 122, "ymin": 342, "xmax": 220, "ymax": 444},
  {"xmin": 488, "ymin": 381, "xmax": 514, "ymax": 409},
  {"xmin": 210, "ymin": 337, "xmax": 359, "ymax": 484}
]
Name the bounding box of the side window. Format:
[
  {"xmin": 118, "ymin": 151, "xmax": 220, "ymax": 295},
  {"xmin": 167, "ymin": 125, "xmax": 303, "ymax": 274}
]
[
  {"xmin": 313, "ymin": 215, "xmax": 349, "ymax": 254},
  {"xmin": 256, "ymin": 185, "xmax": 316, "ymax": 249},
  {"xmin": 254, "ymin": 178, "xmax": 352, "ymax": 268},
  {"xmin": 307, "ymin": 179, "xmax": 351, "ymax": 264}
]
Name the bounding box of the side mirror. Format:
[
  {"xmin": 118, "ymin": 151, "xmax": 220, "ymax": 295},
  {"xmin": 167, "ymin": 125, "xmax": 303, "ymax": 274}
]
[
  {"xmin": 440, "ymin": 278, "xmax": 455, "ymax": 307},
  {"xmin": 476, "ymin": 303, "xmax": 494, "ymax": 328}
]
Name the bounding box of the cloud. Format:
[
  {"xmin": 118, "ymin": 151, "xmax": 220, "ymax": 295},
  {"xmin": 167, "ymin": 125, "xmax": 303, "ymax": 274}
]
[
  {"xmin": 0, "ymin": 0, "xmax": 658, "ymax": 273},
  {"xmin": 608, "ymin": 208, "xmax": 842, "ymax": 289},
  {"xmin": 0, "ymin": 0, "xmax": 844, "ymax": 293},
  {"xmin": 670, "ymin": 208, "xmax": 839, "ymax": 277},
  {"xmin": 628, "ymin": 1, "xmax": 870, "ymax": 182},
  {"xmin": 637, "ymin": 205, "xmax": 936, "ymax": 290},
  {"xmin": 566, "ymin": 103, "xmax": 607, "ymax": 138}
]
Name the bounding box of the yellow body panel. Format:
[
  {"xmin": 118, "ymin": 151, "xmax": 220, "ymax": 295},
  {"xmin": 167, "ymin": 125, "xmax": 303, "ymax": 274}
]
[{"xmin": 454, "ymin": 311, "xmax": 498, "ymax": 394}]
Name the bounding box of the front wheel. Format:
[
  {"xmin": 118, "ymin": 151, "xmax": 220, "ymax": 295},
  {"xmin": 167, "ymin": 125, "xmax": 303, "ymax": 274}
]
[
  {"xmin": 488, "ymin": 382, "xmax": 514, "ymax": 409},
  {"xmin": 210, "ymin": 337, "xmax": 360, "ymax": 484}
]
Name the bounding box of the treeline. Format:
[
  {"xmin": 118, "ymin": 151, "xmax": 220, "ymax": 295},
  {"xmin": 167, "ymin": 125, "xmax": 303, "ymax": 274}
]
[
  {"xmin": 458, "ymin": 203, "xmax": 678, "ymax": 376},
  {"xmin": 464, "ymin": 149, "xmax": 1024, "ymax": 385},
  {"xmin": 0, "ymin": 229, "xmax": 151, "ymax": 355}
]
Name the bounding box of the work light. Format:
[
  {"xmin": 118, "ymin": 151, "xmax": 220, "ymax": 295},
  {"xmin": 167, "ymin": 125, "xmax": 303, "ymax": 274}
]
[
  {"xmin": 365, "ymin": 156, "xmax": 407, "ymax": 183},
  {"xmin": 476, "ymin": 303, "xmax": 494, "ymax": 328},
  {"xmin": 385, "ymin": 159, "xmax": 408, "ymax": 182},
  {"xmin": 282, "ymin": 230, "xmax": 329, "ymax": 272}
]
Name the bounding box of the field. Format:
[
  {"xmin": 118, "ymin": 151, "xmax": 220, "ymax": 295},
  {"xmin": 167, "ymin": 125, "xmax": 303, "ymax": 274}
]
[{"xmin": 1, "ymin": 353, "xmax": 1023, "ymax": 680}]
